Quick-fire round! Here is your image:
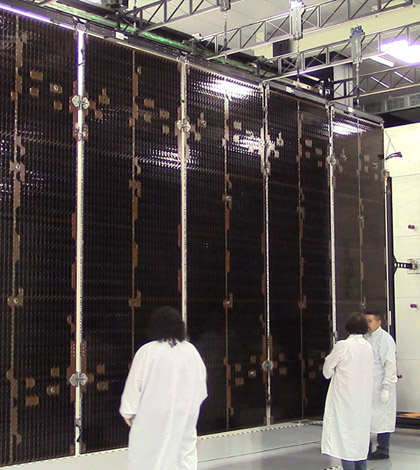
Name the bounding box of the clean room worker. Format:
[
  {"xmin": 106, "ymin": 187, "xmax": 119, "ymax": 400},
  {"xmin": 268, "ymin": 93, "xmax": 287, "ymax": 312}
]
[
  {"xmin": 321, "ymin": 312, "xmax": 374, "ymax": 470},
  {"xmin": 120, "ymin": 306, "xmax": 207, "ymax": 470},
  {"xmin": 364, "ymin": 311, "xmax": 397, "ymax": 460}
]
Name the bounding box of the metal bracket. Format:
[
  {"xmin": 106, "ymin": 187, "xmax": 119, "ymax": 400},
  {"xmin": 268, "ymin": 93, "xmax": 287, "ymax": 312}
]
[
  {"xmin": 262, "ymin": 360, "xmax": 274, "ymax": 372},
  {"xmin": 177, "ymin": 118, "xmax": 191, "ymax": 133},
  {"xmin": 218, "ymin": 0, "xmax": 231, "ymax": 12},
  {"xmin": 71, "ymin": 95, "xmax": 90, "ymax": 110},
  {"xmin": 69, "ymin": 372, "xmax": 88, "ymax": 387},
  {"xmin": 326, "ymin": 155, "xmax": 337, "ymax": 166},
  {"xmin": 407, "ymin": 258, "xmax": 420, "ymax": 274},
  {"xmin": 392, "ymin": 256, "xmax": 420, "ymax": 275},
  {"xmin": 350, "ymin": 25, "xmax": 365, "ymax": 65},
  {"xmin": 290, "ymin": 0, "xmax": 305, "ymax": 41}
]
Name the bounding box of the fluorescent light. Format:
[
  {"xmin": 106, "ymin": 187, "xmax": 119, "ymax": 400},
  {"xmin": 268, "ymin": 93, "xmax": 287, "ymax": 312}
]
[
  {"xmin": 371, "ymin": 76, "xmax": 390, "ymax": 89},
  {"xmin": 381, "ymin": 39, "xmax": 420, "ymax": 64},
  {"xmin": 301, "ymin": 73, "xmax": 320, "ymax": 82},
  {"xmin": 0, "ymin": 3, "xmax": 52, "ymax": 23},
  {"xmin": 369, "ymin": 55, "xmax": 395, "ymax": 67},
  {"xmin": 393, "ymin": 70, "xmax": 414, "ymax": 83}
]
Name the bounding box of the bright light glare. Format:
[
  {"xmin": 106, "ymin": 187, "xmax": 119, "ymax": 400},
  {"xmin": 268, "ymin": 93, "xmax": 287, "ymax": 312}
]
[
  {"xmin": 0, "ymin": 3, "xmax": 52, "ymax": 23},
  {"xmin": 210, "ymin": 79, "xmax": 255, "ymax": 99},
  {"xmin": 380, "ymin": 39, "xmax": 420, "ymax": 64},
  {"xmin": 333, "ymin": 122, "xmax": 366, "ymax": 136},
  {"xmin": 369, "ymin": 55, "xmax": 395, "ymax": 67}
]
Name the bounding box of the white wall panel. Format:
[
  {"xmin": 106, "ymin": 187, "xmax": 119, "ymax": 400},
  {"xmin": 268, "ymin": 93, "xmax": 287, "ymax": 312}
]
[
  {"xmin": 385, "ymin": 124, "xmax": 420, "ymax": 177},
  {"xmin": 395, "ymin": 359, "xmax": 420, "ymax": 413},
  {"xmin": 385, "ymin": 123, "xmax": 420, "ymax": 414},
  {"xmin": 395, "ymin": 297, "xmax": 420, "ymax": 360},
  {"xmin": 391, "ymin": 176, "xmax": 420, "ymax": 237}
]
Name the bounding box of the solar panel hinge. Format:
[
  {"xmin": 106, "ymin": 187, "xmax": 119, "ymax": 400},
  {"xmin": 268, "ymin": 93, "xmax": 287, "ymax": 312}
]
[{"xmin": 69, "ymin": 372, "xmax": 88, "ymax": 387}]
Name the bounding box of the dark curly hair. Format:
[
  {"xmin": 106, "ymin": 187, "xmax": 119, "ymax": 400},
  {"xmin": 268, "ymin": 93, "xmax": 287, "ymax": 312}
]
[
  {"xmin": 345, "ymin": 311, "xmax": 368, "ymax": 335},
  {"xmin": 147, "ymin": 306, "xmax": 186, "ymax": 346}
]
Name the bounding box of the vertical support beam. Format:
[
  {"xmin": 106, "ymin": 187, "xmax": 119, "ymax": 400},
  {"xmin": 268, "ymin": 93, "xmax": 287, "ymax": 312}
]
[
  {"xmin": 328, "ymin": 105, "xmax": 337, "ymax": 343},
  {"xmin": 261, "ymin": 84, "xmax": 272, "ymax": 425},
  {"xmin": 357, "ymin": 119, "xmax": 365, "ymax": 311},
  {"xmin": 74, "ymin": 26, "xmax": 86, "ymax": 456},
  {"xmin": 130, "ymin": 50, "xmax": 141, "ymax": 355},
  {"xmin": 296, "ymin": 101, "xmax": 305, "ymax": 418},
  {"xmin": 178, "ymin": 58, "xmax": 189, "ymax": 325},
  {"xmin": 7, "ymin": 17, "xmax": 23, "ymax": 461},
  {"xmin": 222, "ymin": 81, "xmax": 232, "ymax": 430},
  {"xmin": 384, "ymin": 172, "xmax": 396, "ymax": 337}
]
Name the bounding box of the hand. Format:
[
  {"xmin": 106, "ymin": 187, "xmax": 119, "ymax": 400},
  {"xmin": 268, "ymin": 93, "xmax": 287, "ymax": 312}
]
[
  {"xmin": 380, "ymin": 389, "xmax": 389, "ymax": 404},
  {"xmin": 124, "ymin": 418, "xmax": 133, "ymax": 427}
]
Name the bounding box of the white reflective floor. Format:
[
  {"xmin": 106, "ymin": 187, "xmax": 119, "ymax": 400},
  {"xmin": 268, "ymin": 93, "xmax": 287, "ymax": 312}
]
[{"xmin": 199, "ymin": 428, "xmax": 420, "ymax": 470}]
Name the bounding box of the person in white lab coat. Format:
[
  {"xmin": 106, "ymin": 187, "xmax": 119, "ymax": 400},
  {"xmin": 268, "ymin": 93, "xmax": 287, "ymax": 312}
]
[
  {"xmin": 364, "ymin": 311, "xmax": 397, "ymax": 460},
  {"xmin": 120, "ymin": 306, "xmax": 207, "ymax": 470},
  {"xmin": 321, "ymin": 312, "xmax": 374, "ymax": 470}
]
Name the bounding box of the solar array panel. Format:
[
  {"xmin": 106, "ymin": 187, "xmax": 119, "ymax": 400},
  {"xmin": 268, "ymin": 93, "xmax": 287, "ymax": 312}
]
[{"xmin": 0, "ymin": 10, "xmax": 387, "ymax": 463}]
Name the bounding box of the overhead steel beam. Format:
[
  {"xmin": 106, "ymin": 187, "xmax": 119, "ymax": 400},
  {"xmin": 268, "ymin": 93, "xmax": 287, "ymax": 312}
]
[
  {"xmin": 203, "ymin": 0, "xmax": 413, "ymax": 59},
  {"xmin": 330, "ymin": 64, "xmax": 420, "ymax": 99},
  {"xmin": 131, "ymin": 0, "xmax": 245, "ymax": 32},
  {"xmin": 261, "ymin": 21, "xmax": 420, "ymax": 82}
]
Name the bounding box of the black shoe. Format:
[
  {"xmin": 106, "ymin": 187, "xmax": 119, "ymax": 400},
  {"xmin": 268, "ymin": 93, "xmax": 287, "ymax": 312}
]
[{"xmin": 368, "ymin": 450, "xmax": 389, "ymax": 460}]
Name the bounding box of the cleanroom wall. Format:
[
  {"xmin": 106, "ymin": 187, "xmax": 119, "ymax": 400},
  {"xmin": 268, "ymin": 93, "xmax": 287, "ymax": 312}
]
[{"xmin": 0, "ymin": 9, "xmax": 386, "ymax": 466}]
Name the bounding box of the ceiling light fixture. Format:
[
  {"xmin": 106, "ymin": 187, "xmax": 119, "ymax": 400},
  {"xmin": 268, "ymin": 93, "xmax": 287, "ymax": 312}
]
[
  {"xmin": 393, "ymin": 71, "xmax": 414, "ymax": 83},
  {"xmin": 371, "ymin": 76, "xmax": 390, "ymax": 89},
  {"xmin": 369, "ymin": 55, "xmax": 395, "ymax": 67},
  {"xmin": 380, "ymin": 39, "xmax": 420, "ymax": 64}
]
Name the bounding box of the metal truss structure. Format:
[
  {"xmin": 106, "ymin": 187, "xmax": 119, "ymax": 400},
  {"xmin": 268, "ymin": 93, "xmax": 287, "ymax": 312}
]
[
  {"xmin": 260, "ymin": 21, "xmax": 420, "ymax": 81},
  {"xmin": 130, "ymin": 0, "xmax": 244, "ymax": 31},
  {"xmin": 198, "ymin": 0, "xmax": 413, "ymax": 59},
  {"xmin": 5, "ymin": 0, "xmax": 420, "ymax": 105},
  {"xmin": 328, "ymin": 64, "xmax": 420, "ymax": 99}
]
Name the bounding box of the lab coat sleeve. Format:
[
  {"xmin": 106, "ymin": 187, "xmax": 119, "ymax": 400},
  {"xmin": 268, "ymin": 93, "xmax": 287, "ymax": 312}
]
[
  {"xmin": 119, "ymin": 348, "xmax": 145, "ymax": 419},
  {"xmin": 382, "ymin": 359, "xmax": 397, "ymax": 389},
  {"xmin": 323, "ymin": 341, "xmax": 346, "ymax": 379},
  {"xmin": 380, "ymin": 337, "xmax": 397, "ymax": 389}
]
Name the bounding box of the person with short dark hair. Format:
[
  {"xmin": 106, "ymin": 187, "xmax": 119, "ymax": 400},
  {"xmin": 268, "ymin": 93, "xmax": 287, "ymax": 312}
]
[
  {"xmin": 120, "ymin": 306, "xmax": 207, "ymax": 470},
  {"xmin": 321, "ymin": 312, "xmax": 374, "ymax": 470},
  {"xmin": 364, "ymin": 311, "xmax": 397, "ymax": 460}
]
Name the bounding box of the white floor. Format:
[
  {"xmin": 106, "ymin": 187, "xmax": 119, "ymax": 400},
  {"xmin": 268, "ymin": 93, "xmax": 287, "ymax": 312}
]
[
  {"xmin": 3, "ymin": 423, "xmax": 419, "ymax": 470},
  {"xmin": 199, "ymin": 427, "xmax": 420, "ymax": 470}
]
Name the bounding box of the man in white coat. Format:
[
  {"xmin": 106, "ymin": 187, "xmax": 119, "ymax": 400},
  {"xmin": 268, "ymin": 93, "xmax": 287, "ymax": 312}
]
[
  {"xmin": 364, "ymin": 311, "xmax": 397, "ymax": 460},
  {"xmin": 120, "ymin": 306, "xmax": 207, "ymax": 470},
  {"xmin": 321, "ymin": 312, "xmax": 374, "ymax": 470}
]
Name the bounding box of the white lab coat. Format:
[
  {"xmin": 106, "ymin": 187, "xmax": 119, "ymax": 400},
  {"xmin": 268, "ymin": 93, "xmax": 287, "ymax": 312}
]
[
  {"xmin": 321, "ymin": 335, "xmax": 374, "ymax": 461},
  {"xmin": 364, "ymin": 327, "xmax": 397, "ymax": 433},
  {"xmin": 120, "ymin": 340, "xmax": 207, "ymax": 470}
]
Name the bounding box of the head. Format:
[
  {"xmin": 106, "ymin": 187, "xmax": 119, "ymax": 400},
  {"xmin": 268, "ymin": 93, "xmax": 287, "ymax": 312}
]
[
  {"xmin": 147, "ymin": 306, "xmax": 186, "ymax": 345},
  {"xmin": 345, "ymin": 312, "xmax": 369, "ymax": 335},
  {"xmin": 364, "ymin": 311, "xmax": 384, "ymax": 334}
]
